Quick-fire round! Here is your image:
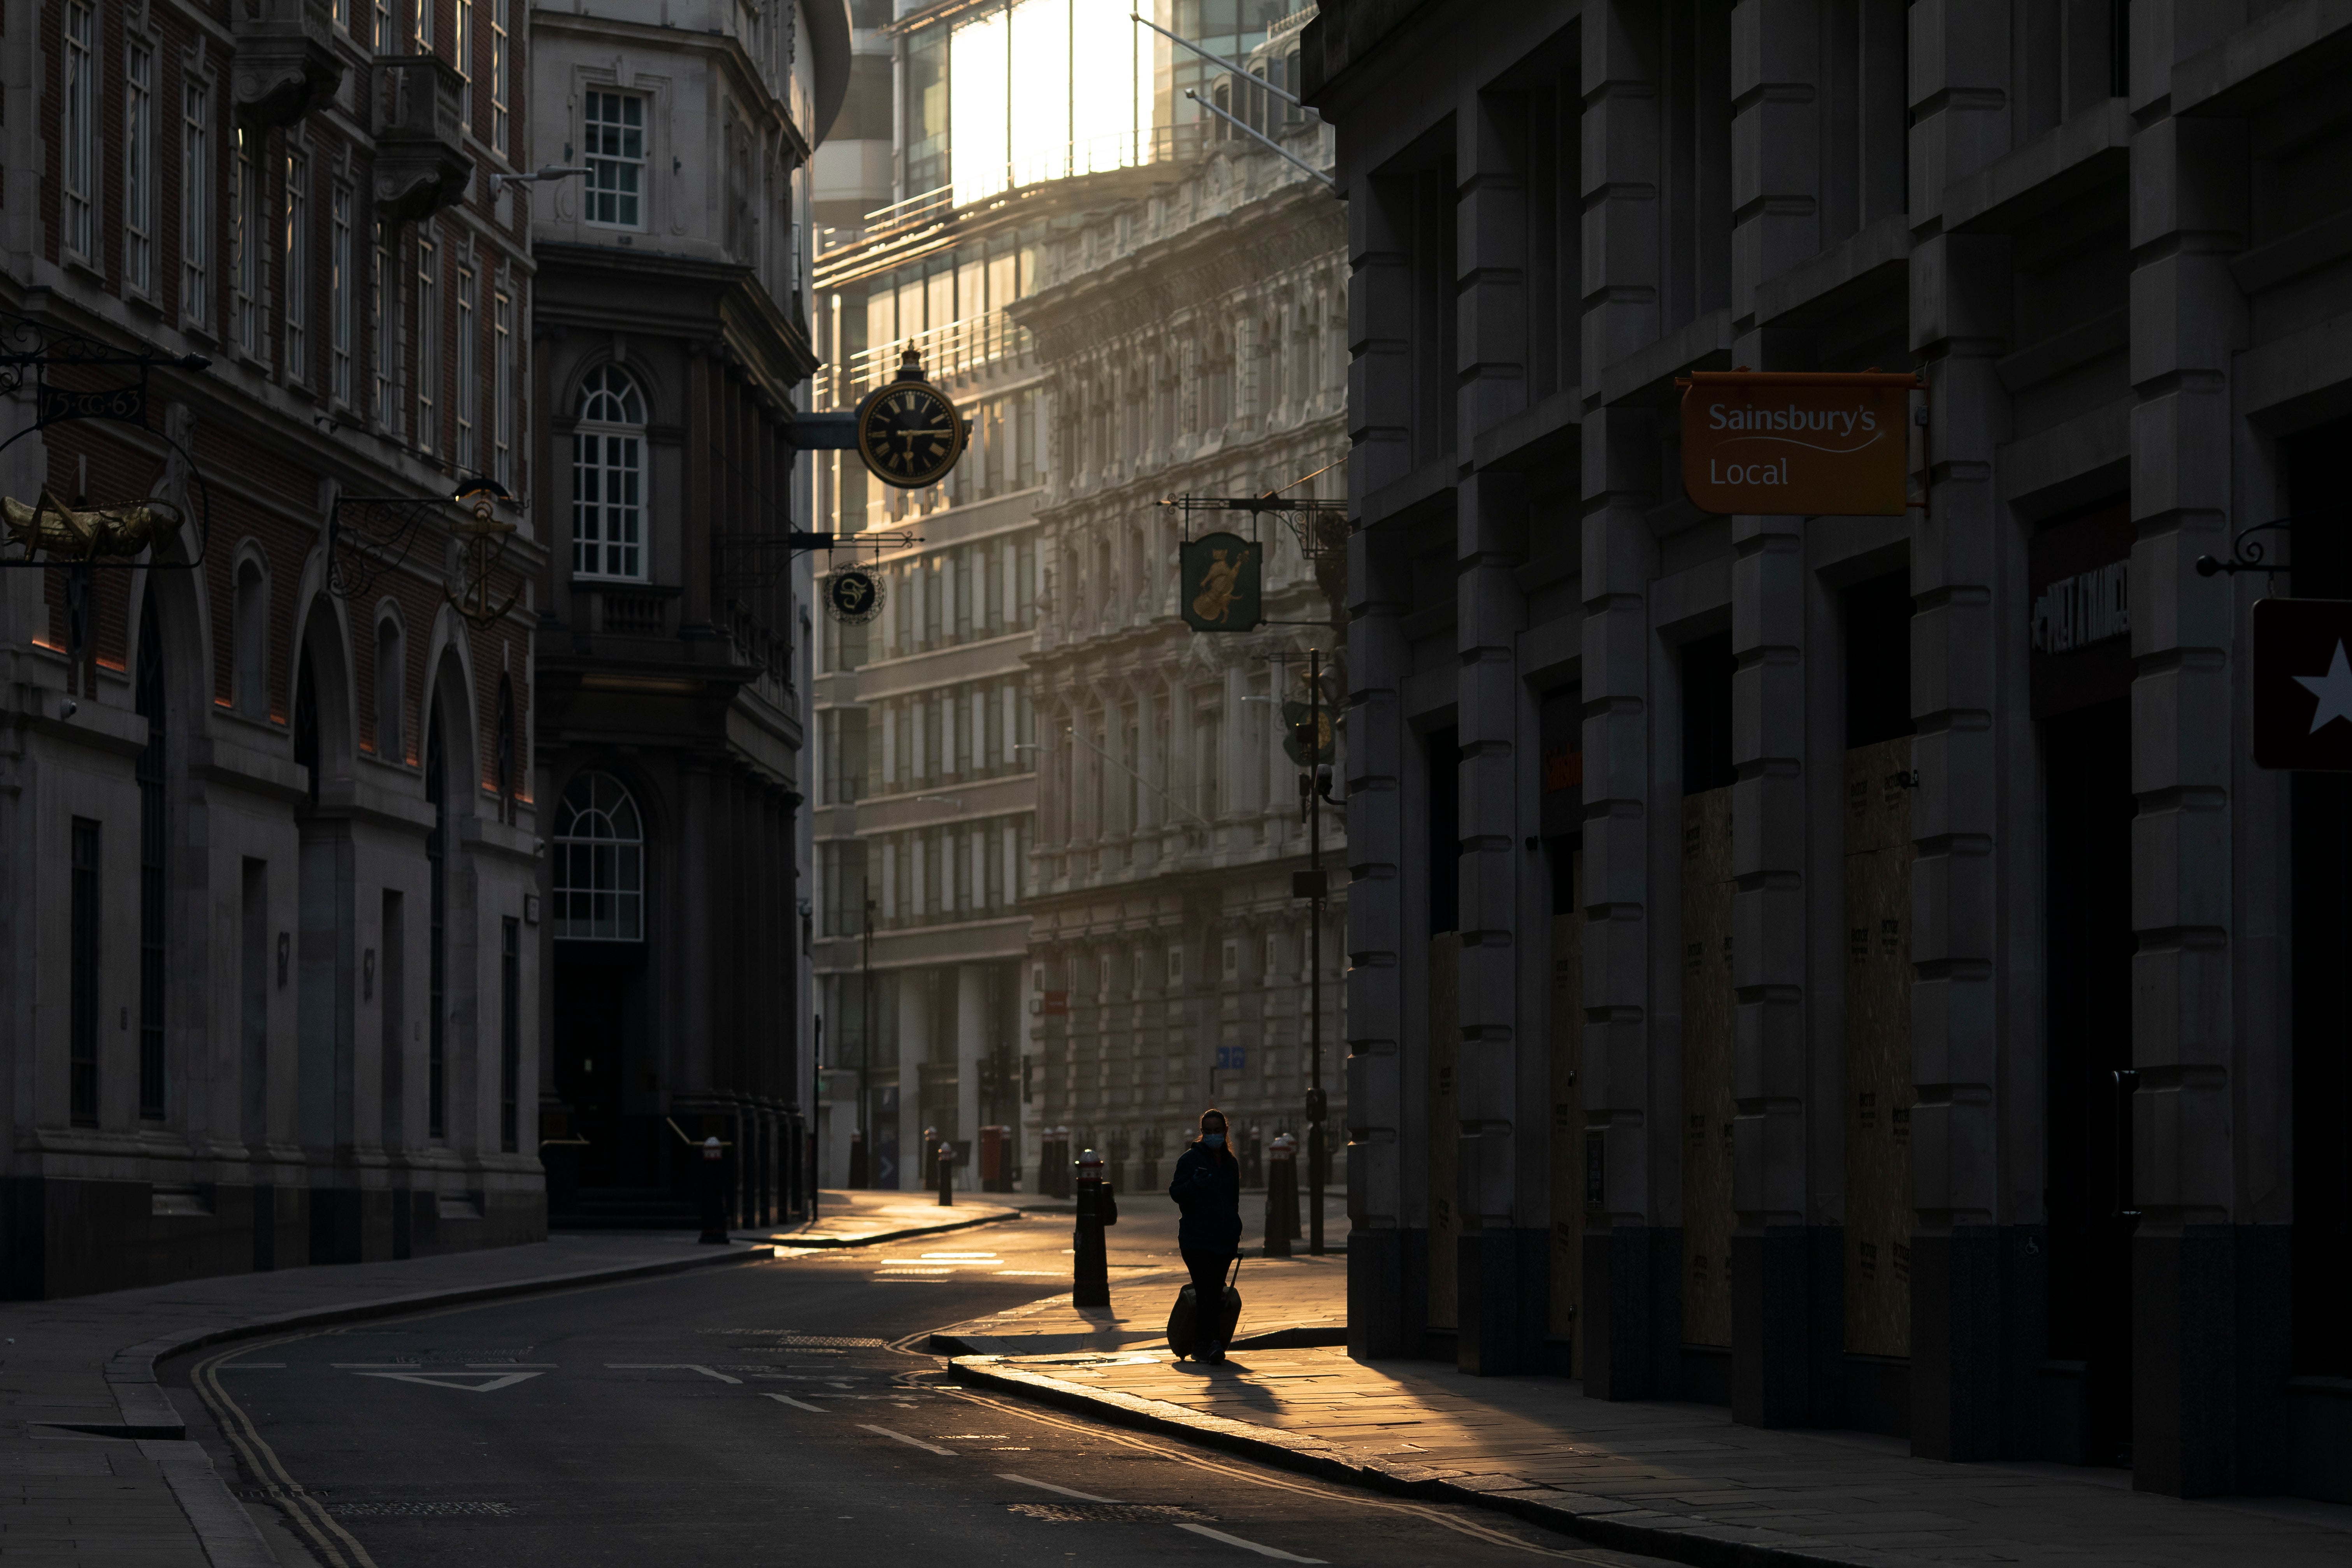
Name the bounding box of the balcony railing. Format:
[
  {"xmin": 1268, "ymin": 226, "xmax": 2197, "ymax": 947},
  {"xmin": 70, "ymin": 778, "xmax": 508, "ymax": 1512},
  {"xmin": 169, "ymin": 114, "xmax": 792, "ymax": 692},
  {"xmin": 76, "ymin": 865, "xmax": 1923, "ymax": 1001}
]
[
  {"xmin": 817, "ymin": 123, "xmax": 1213, "ymax": 261},
  {"xmin": 821, "ymin": 308, "xmax": 1033, "ymax": 409}
]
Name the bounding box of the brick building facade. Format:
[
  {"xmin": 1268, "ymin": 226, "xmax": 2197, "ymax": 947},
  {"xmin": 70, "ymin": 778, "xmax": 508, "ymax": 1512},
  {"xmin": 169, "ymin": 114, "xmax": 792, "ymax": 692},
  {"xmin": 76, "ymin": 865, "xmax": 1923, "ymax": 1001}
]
[{"xmin": 1, "ymin": 0, "xmax": 544, "ymax": 1294}]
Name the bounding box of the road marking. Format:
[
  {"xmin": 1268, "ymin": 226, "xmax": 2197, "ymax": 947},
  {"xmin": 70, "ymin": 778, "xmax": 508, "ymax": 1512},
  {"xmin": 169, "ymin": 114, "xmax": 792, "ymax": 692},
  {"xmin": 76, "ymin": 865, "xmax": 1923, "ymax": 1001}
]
[
  {"xmin": 999, "ymin": 1472, "xmax": 1118, "ymax": 1502},
  {"xmin": 1174, "ymin": 1522, "xmax": 1327, "ymax": 1562},
  {"xmin": 605, "ymin": 1364, "xmax": 742, "ymax": 1384},
  {"xmin": 861, "ymin": 1424, "xmax": 957, "ymax": 1456},
  {"xmin": 217, "ymin": 1362, "xmax": 285, "ymax": 1369},
  {"xmin": 351, "ymin": 1370, "xmax": 546, "ymax": 1393},
  {"xmin": 764, "ymin": 1393, "xmax": 826, "ymax": 1413},
  {"xmin": 955, "ymin": 1393, "xmax": 1610, "ymax": 1561}
]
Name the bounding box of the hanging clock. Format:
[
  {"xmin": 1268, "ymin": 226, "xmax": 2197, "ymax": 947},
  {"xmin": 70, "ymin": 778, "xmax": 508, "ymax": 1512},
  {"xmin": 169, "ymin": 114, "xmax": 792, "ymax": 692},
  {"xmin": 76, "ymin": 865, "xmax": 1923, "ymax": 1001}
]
[{"xmin": 854, "ymin": 348, "xmax": 967, "ymax": 489}]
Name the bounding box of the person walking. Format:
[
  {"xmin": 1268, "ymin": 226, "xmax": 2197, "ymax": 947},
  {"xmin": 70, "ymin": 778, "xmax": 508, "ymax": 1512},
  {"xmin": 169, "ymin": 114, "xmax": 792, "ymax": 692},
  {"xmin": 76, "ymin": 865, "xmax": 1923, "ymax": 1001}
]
[{"xmin": 1168, "ymin": 1107, "xmax": 1244, "ymax": 1361}]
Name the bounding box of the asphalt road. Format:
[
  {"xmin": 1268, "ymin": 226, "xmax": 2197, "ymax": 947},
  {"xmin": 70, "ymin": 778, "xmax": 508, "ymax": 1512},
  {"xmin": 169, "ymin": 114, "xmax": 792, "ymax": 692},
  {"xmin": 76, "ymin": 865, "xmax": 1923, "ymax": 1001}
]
[{"xmin": 164, "ymin": 1205, "xmax": 1657, "ymax": 1568}]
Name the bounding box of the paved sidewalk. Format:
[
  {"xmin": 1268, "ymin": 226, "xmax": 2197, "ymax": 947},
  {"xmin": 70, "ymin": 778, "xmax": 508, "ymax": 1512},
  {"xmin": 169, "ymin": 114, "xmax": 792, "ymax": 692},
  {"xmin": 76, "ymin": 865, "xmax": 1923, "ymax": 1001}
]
[
  {"xmin": 950, "ymin": 1264, "xmax": 2352, "ymax": 1568},
  {"xmin": 930, "ymin": 1251, "xmax": 1347, "ymax": 1356},
  {"xmin": 752, "ymin": 1189, "xmax": 1018, "ymax": 1249},
  {"xmin": 0, "ymin": 1193, "xmax": 1008, "ymax": 1566}
]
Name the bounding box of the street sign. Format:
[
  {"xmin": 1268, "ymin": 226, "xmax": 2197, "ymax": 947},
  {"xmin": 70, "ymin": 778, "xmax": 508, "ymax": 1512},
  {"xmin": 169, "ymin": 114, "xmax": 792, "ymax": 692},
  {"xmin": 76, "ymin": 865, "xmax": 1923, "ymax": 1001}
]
[
  {"xmin": 1179, "ymin": 531, "xmax": 1262, "ymax": 631},
  {"xmin": 2254, "ymin": 597, "xmax": 2352, "ymax": 769},
  {"xmin": 1679, "ymin": 371, "xmax": 1919, "ymax": 517}
]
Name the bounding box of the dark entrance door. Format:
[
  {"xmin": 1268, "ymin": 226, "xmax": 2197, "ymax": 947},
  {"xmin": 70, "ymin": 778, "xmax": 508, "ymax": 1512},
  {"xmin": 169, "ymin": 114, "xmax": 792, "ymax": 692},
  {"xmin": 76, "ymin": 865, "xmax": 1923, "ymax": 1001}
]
[
  {"xmin": 550, "ymin": 941, "xmax": 651, "ymax": 1209},
  {"xmin": 2043, "ymin": 696, "xmax": 2135, "ymax": 1465},
  {"xmin": 2286, "ymin": 420, "xmax": 2352, "ymax": 1380}
]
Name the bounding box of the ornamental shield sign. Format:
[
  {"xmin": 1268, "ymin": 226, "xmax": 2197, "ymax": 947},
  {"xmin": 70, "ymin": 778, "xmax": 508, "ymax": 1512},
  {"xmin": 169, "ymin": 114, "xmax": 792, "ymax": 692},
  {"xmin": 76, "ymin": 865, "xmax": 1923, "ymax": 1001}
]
[
  {"xmin": 826, "ymin": 568, "xmax": 885, "ymax": 624},
  {"xmin": 1280, "ymin": 699, "xmax": 1334, "ymax": 766},
  {"xmin": 1180, "ymin": 531, "xmax": 1262, "ymax": 632}
]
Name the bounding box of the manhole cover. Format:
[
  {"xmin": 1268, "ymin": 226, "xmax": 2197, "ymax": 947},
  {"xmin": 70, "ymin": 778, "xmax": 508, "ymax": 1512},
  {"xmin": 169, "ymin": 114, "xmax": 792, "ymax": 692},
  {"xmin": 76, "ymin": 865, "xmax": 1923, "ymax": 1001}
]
[
  {"xmin": 323, "ymin": 1501, "xmax": 521, "ymax": 1517},
  {"xmin": 1006, "ymin": 1503, "xmax": 1215, "ymax": 1524}
]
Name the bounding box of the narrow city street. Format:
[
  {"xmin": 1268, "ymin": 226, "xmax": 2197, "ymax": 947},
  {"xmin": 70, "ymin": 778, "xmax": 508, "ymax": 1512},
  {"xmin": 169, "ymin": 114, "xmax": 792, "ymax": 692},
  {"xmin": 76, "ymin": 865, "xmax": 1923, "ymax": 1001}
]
[{"xmin": 162, "ymin": 1209, "xmax": 1656, "ymax": 1568}]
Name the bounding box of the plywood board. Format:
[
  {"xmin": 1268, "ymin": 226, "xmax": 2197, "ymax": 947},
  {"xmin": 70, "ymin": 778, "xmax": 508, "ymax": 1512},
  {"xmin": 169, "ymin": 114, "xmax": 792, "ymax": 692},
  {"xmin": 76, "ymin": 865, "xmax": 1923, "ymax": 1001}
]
[
  {"xmin": 1681, "ymin": 789, "xmax": 1736, "ymax": 1349},
  {"xmin": 1843, "ymin": 738, "xmax": 1915, "ymax": 1358},
  {"xmin": 1428, "ymin": 932, "xmax": 1460, "ymax": 1332},
  {"xmin": 1549, "ymin": 852, "xmax": 1584, "ymax": 1351}
]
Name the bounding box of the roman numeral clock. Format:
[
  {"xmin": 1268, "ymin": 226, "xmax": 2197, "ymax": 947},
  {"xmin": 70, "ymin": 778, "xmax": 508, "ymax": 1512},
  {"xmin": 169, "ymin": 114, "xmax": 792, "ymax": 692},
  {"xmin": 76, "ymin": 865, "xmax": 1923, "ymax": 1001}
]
[{"xmin": 854, "ymin": 348, "xmax": 968, "ymax": 489}]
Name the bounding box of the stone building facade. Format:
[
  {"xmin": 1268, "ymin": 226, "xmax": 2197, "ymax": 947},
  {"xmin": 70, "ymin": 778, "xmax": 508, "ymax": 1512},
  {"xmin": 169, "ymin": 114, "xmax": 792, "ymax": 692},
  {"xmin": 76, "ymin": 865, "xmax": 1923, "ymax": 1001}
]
[
  {"xmin": 807, "ymin": 0, "xmax": 1334, "ymax": 1194},
  {"xmin": 805, "ymin": 169, "xmax": 1055, "ymax": 1195},
  {"xmin": 1308, "ymin": 0, "xmax": 2352, "ymax": 1504},
  {"xmin": 1016, "ymin": 109, "xmax": 1351, "ymax": 1198},
  {"xmin": 1, "ymin": 0, "xmax": 542, "ymax": 1294},
  {"xmin": 527, "ymin": 0, "xmax": 849, "ymax": 1227}
]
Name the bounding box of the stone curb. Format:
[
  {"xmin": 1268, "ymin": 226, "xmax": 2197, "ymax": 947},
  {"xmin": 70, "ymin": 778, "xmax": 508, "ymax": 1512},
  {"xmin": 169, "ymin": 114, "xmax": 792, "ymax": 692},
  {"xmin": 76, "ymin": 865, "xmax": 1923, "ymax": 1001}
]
[
  {"xmin": 949, "ymin": 1355, "xmax": 1927, "ymax": 1568},
  {"xmin": 765, "ymin": 1205, "xmax": 1019, "ymax": 1249}
]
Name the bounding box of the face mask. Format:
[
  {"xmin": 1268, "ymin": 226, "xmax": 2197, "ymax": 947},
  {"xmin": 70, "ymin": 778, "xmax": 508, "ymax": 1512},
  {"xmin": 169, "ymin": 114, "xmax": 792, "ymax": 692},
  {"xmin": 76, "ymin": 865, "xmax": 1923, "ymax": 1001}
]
[{"xmin": 1205, "ymin": 1133, "xmax": 1225, "ymax": 1149}]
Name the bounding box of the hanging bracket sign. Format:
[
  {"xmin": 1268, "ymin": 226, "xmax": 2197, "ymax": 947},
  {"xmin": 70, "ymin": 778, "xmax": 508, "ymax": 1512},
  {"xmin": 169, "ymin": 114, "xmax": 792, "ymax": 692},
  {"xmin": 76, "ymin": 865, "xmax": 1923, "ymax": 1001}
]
[
  {"xmin": 1678, "ymin": 370, "xmax": 1924, "ymax": 518},
  {"xmin": 1180, "ymin": 531, "xmax": 1264, "ymax": 632}
]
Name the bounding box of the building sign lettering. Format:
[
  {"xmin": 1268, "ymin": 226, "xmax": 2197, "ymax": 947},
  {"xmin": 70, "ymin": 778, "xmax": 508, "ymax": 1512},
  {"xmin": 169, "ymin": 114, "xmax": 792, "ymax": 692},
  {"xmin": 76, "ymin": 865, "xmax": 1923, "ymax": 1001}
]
[{"xmin": 1678, "ymin": 370, "xmax": 1921, "ymax": 518}]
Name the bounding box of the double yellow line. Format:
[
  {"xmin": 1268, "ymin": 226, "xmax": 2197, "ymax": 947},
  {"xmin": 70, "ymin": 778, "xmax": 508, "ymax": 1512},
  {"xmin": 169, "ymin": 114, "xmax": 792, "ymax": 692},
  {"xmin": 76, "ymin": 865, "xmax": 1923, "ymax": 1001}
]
[{"xmin": 188, "ymin": 1334, "xmax": 381, "ymax": 1568}]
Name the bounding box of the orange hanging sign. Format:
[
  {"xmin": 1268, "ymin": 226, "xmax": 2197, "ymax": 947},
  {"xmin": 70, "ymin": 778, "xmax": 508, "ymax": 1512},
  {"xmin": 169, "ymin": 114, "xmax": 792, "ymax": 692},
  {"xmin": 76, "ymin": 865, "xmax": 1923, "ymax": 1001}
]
[{"xmin": 1678, "ymin": 370, "xmax": 1923, "ymax": 517}]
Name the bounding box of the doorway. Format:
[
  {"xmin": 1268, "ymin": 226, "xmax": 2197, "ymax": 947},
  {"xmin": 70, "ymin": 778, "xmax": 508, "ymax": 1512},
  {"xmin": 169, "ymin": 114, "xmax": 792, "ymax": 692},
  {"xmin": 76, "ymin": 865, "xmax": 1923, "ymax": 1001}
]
[{"xmin": 2043, "ymin": 696, "xmax": 2135, "ymax": 1465}]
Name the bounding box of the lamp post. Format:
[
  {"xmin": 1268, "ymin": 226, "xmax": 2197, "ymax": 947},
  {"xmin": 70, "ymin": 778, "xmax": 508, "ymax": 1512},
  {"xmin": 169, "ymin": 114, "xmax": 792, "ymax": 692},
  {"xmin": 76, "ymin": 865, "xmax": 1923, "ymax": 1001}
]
[
  {"xmin": 859, "ymin": 897, "xmax": 876, "ymax": 1188},
  {"xmin": 1306, "ymin": 647, "xmax": 1326, "ymax": 1256}
]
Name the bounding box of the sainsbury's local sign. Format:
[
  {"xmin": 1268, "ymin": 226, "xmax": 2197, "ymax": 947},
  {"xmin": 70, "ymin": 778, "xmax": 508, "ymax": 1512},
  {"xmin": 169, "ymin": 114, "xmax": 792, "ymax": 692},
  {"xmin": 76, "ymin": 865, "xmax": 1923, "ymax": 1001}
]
[{"xmin": 1679, "ymin": 370, "xmax": 1924, "ymax": 517}]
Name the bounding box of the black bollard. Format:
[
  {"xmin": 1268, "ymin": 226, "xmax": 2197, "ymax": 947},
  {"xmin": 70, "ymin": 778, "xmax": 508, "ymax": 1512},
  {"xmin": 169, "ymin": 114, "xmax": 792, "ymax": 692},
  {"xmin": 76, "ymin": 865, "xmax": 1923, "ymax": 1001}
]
[
  {"xmin": 1072, "ymin": 1147, "xmax": 1118, "ymax": 1306},
  {"xmin": 1264, "ymin": 1131, "xmax": 1299, "ymax": 1258},
  {"xmin": 936, "ymin": 1141, "xmax": 955, "ymax": 1206},
  {"xmin": 697, "ymin": 1136, "xmax": 730, "ymax": 1245}
]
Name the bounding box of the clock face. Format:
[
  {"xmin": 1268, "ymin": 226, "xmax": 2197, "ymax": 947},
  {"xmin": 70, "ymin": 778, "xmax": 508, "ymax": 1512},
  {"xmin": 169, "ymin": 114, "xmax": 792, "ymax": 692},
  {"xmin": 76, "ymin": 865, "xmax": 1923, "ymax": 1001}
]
[{"xmin": 855, "ymin": 381, "xmax": 965, "ymax": 488}]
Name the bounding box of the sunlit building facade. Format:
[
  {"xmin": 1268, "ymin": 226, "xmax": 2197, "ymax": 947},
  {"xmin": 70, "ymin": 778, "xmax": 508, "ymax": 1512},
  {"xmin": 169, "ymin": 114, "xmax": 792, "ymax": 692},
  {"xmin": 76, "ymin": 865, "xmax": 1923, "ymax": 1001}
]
[
  {"xmin": 1018, "ymin": 9, "xmax": 1350, "ymax": 1199},
  {"xmin": 808, "ymin": 1, "xmax": 1306, "ymax": 1191}
]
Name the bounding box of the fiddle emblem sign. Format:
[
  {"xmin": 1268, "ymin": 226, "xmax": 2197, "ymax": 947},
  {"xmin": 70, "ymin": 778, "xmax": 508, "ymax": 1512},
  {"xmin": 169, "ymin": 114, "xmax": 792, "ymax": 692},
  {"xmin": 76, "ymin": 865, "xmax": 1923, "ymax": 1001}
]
[
  {"xmin": 1679, "ymin": 370, "xmax": 1922, "ymax": 517},
  {"xmin": 1180, "ymin": 531, "xmax": 1262, "ymax": 633}
]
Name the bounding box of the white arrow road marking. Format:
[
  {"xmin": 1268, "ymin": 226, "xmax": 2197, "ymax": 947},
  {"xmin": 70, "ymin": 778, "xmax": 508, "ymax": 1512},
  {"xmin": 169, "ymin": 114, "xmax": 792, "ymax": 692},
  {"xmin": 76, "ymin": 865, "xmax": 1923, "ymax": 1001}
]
[
  {"xmin": 861, "ymin": 1424, "xmax": 956, "ymax": 1456},
  {"xmin": 605, "ymin": 1364, "xmax": 742, "ymax": 1384},
  {"xmin": 1174, "ymin": 1522, "xmax": 1327, "ymax": 1563},
  {"xmin": 764, "ymin": 1393, "xmax": 826, "ymax": 1413},
  {"xmin": 350, "ymin": 1370, "xmax": 546, "ymax": 1393},
  {"xmin": 999, "ymin": 1473, "xmax": 1118, "ymax": 1502}
]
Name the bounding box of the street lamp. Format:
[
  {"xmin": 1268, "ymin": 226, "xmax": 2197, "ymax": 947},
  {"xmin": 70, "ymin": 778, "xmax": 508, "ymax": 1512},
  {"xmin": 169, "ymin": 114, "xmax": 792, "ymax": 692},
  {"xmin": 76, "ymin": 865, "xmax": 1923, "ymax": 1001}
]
[{"xmin": 490, "ymin": 164, "xmax": 589, "ymax": 191}]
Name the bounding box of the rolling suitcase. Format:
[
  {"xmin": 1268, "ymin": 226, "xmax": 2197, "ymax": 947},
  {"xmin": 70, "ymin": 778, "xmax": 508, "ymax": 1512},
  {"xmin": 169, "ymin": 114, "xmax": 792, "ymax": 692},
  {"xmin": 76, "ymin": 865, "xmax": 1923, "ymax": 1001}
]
[{"xmin": 1166, "ymin": 1255, "xmax": 1243, "ymax": 1361}]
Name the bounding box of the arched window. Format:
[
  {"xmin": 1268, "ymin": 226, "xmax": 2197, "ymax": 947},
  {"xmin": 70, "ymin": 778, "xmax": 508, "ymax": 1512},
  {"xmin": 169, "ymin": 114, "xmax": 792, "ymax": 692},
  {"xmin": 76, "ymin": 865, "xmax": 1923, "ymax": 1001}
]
[
  {"xmin": 572, "ymin": 365, "xmax": 646, "ymax": 580},
  {"xmin": 374, "ymin": 616, "xmax": 404, "ymax": 760},
  {"xmin": 553, "ymin": 771, "xmax": 644, "ymax": 940},
  {"xmin": 233, "ymin": 558, "xmax": 267, "ymax": 715},
  {"xmin": 426, "ymin": 711, "xmax": 447, "ymax": 1140},
  {"xmin": 135, "ymin": 599, "xmax": 167, "ymax": 1120},
  {"xmin": 494, "ymin": 676, "xmax": 516, "ymax": 822}
]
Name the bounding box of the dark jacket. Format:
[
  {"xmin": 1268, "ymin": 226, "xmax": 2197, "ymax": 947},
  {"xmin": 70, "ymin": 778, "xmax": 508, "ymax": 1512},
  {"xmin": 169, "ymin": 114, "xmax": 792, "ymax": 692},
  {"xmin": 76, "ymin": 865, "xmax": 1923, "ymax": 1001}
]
[{"xmin": 1169, "ymin": 1143, "xmax": 1243, "ymax": 1254}]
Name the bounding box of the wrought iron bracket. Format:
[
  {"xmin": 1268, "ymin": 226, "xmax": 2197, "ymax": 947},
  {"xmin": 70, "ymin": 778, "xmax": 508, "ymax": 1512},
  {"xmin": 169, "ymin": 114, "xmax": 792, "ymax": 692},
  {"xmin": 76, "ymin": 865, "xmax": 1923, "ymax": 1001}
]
[
  {"xmin": 328, "ymin": 477, "xmax": 520, "ymax": 629},
  {"xmin": 2191, "ymin": 508, "xmax": 2348, "ymax": 576},
  {"xmin": 714, "ymin": 529, "xmax": 922, "ymax": 594},
  {"xmin": 0, "ymin": 308, "xmax": 214, "ymax": 571}
]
